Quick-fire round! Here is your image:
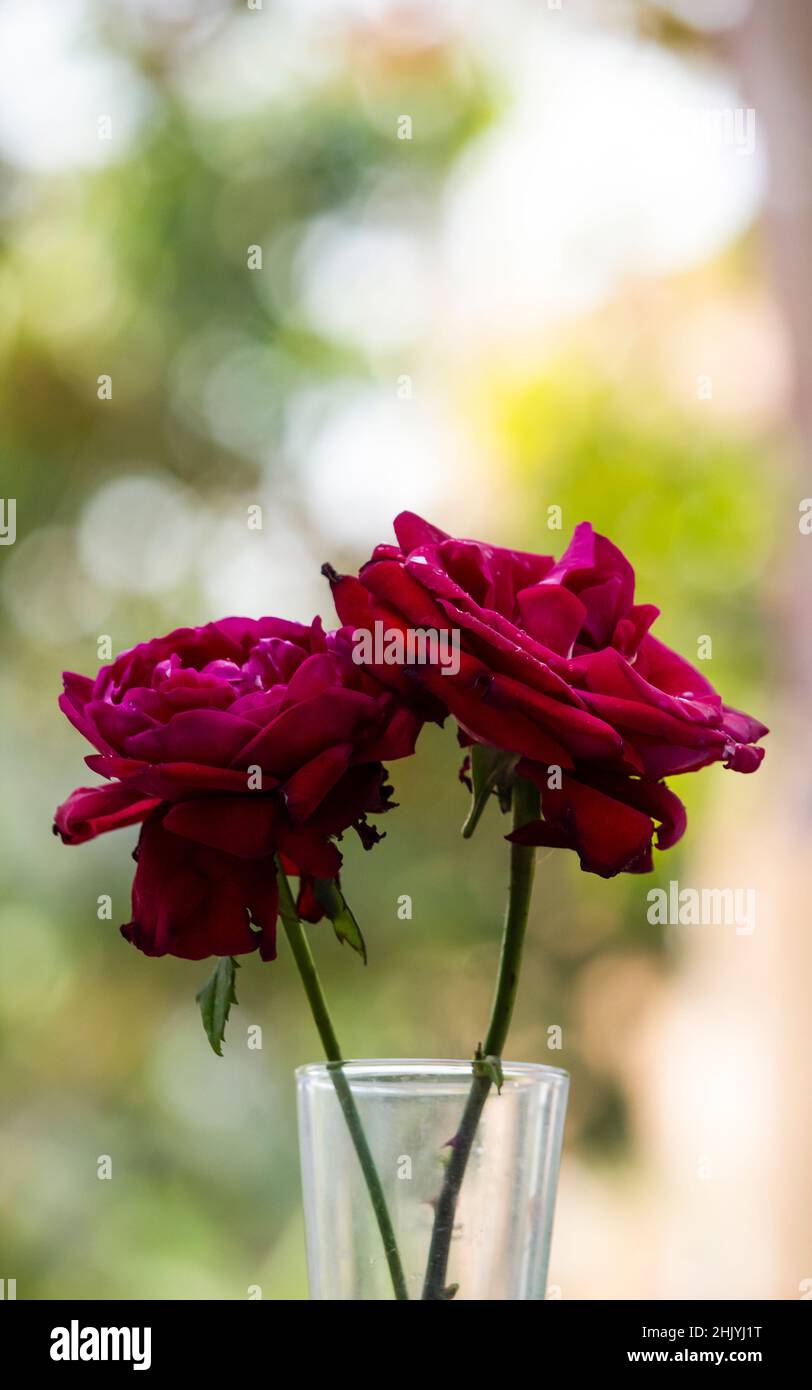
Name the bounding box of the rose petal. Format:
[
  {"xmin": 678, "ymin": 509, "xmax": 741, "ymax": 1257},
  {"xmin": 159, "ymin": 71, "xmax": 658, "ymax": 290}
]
[
  {"xmin": 276, "ymin": 828, "xmax": 342, "ymax": 879},
  {"xmin": 514, "ymin": 769, "xmax": 657, "ymax": 877},
  {"xmin": 164, "ymin": 796, "xmax": 279, "ymax": 858},
  {"xmin": 125, "ymin": 709, "xmax": 258, "ymax": 766},
  {"xmin": 284, "ymin": 743, "xmax": 353, "ymax": 822},
  {"xmin": 54, "ymin": 782, "xmax": 161, "ymax": 845},
  {"xmin": 121, "ymin": 814, "xmax": 275, "ymax": 960},
  {"xmin": 516, "ymin": 584, "xmax": 587, "ymax": 657},
  {"xmin": 281, "ymin": 653, "xmax": 343, "ymax": 707},
  {"xmin": 235, "ymin": 688, "xmax": 378, "ymax": 777},
  {"xmin": 128, "ymin": 762, "xmax": 270, "ymax": 801}
]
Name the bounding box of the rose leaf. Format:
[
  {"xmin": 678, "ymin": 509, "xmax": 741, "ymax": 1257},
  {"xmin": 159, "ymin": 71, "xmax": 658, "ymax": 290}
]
[
  {"xmin": 461, "ymin": 744, "xmax": 518, "ymax": 839},
  {"xmin": 313, "ymin": 878, "xmax": 367, "ymax": 965},
  {"xmin": 196, "ymin": 956, "xmax": 240, "ymax": 1057}
]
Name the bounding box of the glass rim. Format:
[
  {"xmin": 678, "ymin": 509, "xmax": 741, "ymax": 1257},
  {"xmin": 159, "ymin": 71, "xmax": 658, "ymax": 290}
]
[{"xmin": 295, "ymin": 1058, "xmax": 569, "ymax": 1085}]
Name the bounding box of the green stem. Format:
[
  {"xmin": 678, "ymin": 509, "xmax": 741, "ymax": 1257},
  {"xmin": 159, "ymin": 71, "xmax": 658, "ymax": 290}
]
[
  {"xmin": 481, "ymin": 777, "xmax": 540, "ymax": 1058},
  {"xmin": 421, "ymin": 776, "xmax": 540, "ymax": 1301},
  {"xmin": 276, "ymin": 863, "xmax": 409, "ymax": 1302}
]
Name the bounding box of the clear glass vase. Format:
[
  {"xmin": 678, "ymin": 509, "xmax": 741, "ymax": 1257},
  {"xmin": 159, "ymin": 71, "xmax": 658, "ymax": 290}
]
[{"xmin": 296, "ymin": 1058, "xmax": 568, "ymax": 1301}]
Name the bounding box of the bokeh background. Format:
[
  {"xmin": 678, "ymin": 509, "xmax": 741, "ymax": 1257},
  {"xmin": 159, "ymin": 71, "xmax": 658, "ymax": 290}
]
[{"xmin": 1, "ymin": 0, "xmax": 810, "ymax": 1300}]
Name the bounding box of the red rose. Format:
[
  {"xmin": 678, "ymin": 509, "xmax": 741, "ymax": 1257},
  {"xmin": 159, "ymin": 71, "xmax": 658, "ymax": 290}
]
[
  {"xmin": 55, "ymin": 616, "xmax": 422, "ymax": 958},
  {"xmin": 326, "ymin": 513, "xmax": 767, "ymax": 877}
]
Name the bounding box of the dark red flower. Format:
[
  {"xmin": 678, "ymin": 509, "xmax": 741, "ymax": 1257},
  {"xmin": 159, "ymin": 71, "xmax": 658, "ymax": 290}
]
[
  {"xmin": 326, "ymin": 513, "xmax": 767, "ymax": 877},
  {"xmin": 55, "ymin": 617, "xmax": 422, "ymax": 958}
]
